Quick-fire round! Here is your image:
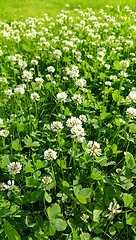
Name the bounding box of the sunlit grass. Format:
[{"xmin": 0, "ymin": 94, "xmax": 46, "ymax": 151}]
[{"xmin": 0, "ymin": 0, "xmax": 136, "ymax": 21}]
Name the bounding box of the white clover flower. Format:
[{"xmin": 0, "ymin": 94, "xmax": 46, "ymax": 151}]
[
  {"xmin": 8, "ymin": 162, "xmax": 22, "ymax": 175},
  {"xmin": 120, "ymin": 60, "xmax": 129, "ymax": 68},
  {"xmin": 63, "ymin": 47, "xmax": 69, "ymax": 52},
  {"xmin": 110, "ymin": 75, "xmax": 117, "ymax": 80},
  {"xmin": 85, "ymin": 141, "xmax": 102, "ymax": 156},
  {"xmin": 119, "ymin": 119, "xmax": 126, "ymax": 124},
  {"xmin": 0, "ymin": 49, "xmax": 3, "ymax": 56},
  {"xmin": 51, "ymin": 121, "xmax": 64, "ymax": 133},
  {"xmin": 66, "ymin": 117, "xmax": 82, "ymax": 128},
  {"xmin": 0, "ymin": 77, "xmax": 8, "ymax": 84},
  {"xmin": 57, "ymin": 92, "xmax": 67, "ymax": 102},
  {"xmin": 22, "ymin": 70, "xmax": 33, "ymax": 82},
  {"xmin": 125, "ymin": 40, "xmax": 133, "ymax": 47},
  {"xmin": 128, "ymin": 90, "xmax": 136, "ymax": 102},
  {"xmin": 11, "ymin": 114, "xmax": 17, "ymax": 120},
  {"xmin": 81, "ymin": 214, "xmax": 89, "ymax": 223},
  {"xmin": 18, "ymin": 60, "xmax": 27, "ymax": 69},
  {"xmin": 87, "ymin": 54, "xmax": 93, "ymax": 59},
  {"xmin": 52, "ymin": 81, "xmax": 56, "ymax": 85},
  {"xmin": 53, "ymin": 49, "xmax": 62, "ymax": 59},
  {"xmin": 126, "ymin": 107, "xmax": 136, "ymax": 119},
  {"xmin": 105, "ymin": 64, "xmax": 110, "ymax": 69},
  {"xmin": 4, "ymin": 89, "xmax": 13, "ymax": 98},
  {"xmin": 44, "ymin": 148, "xmax": 57, "ymax": 160},
  {"xmin": 0, "ymin": 130, "xmax": 9, "ymax": 137},
  {"xmin": 105, "ymin": 202, "xmax": 121, "ymax": 219},
  {"xmin": 71, "ymin": 125, "xmax": 86, "ymax": 143},
  {"xmin": 132, "ymin": 57, "xmax": 136, "ymax": 63},
  {"xmin": 119, "ymin": 71, "xmax": 128, "ymax": 78},
  {"xmin": 105, "ymin": 81, "xmax": 111, "ymax": 86},
  {"xmin": 46, "ymin": 74, "xmax": 51, "ymax": 80},
  {"xmin": 42, "ymin": 176, "xmax": 52, "ymax": 184},
  {"xmin": 75, "ymin": 78, "xmax": 86, "ymax": 88},
  {"xmin": 8, "ymin": 55, "xmax": 16, "ymax": 64},
  {"xmin": 79, "ymin": 115, "xmax": 87, "ymax": 122},
  {"xmin": 69, "ymin": 65, "xmax": 79, "ymax": 79},
  {"xmin": 0, "ymin": 118, "xmax": 3, "ymax": 124},
  {"xmin": 116, "ymin": 168, "xmax": 122, "ymax": 173},
  {"xmin": 6, "ymin": 180, "xmax": 16, "ymax": 196},
  {"xmin": 31, "ymin": 59, "xmax": 38, "ymax": 65},
  {"xmin": 0, "ymin": 182, "xmax": 8, "ymax": 190},
  {"xmin": 31, "ymin": 92, "xmax": 40, "ymax": 101},
  {"xmin": 35, "ymin": 77, "xmax": 44, "ymax": 88},
  {"xmin": 47, "ymin": 66, "xmax": 55, "ymax": 73},
  {"xmin": 14, "ymin": 86, "xmax": 25, "ymax": 95},
  {"xmin": 72, "ymin": 94, "xmax": 82, "ymax": 105}
]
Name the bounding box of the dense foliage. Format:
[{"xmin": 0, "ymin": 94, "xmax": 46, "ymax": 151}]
[{"xmin": 0, "ymin": 5, "xmax": 136, "ymax": 240}]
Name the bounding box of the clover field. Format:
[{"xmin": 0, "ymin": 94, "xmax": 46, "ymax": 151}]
[{"xmin": 0, "ymin": 5, "xmax": 136, "ymax": 240}]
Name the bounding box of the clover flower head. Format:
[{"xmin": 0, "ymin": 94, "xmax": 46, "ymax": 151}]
[
  {"xmin": 81, "ymin": 214, "xmax": 89, "ymax": 223},
  {"xmin": 42, "ymin": 176, "xmax": 52, "ymax": 184},
  {"xmin": 57, "ymin": 92, "xmax": 67, "ymax": 102},
  {"xmin": 51, "ymin": 121, "xmax": 63, "ymax": 133},
  {"xmin": 0, "ymin": 130, "xmax": 9, "ymax": 137},
  {"xmin": 85, "ymin": 141, "xmax": 102, "ymax": 156},
  {"xmin": 31, "ymin": 92, "xmax": 40, "ymax": 101},
  {"xmin": 44, "ymin": 148, "xmax": 57, "ymax": 160},
  {"xmin": 8, "ymin": 162, "xmax": 22, "ymax": 175},
  {"xmin": 105, "ymin": 202, "xmax": 121, "ymax": 219}
]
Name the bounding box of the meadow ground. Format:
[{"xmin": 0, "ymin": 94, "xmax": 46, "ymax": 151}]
[
  {"xmin": 0, "ymin": 0, "xmax": 136, "ymax": 21},
  {"xmin": 0, "ymin": 1, "xmax": 136, "ymax": 240}
]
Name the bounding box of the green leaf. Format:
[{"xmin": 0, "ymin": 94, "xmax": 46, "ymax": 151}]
[
  {"xmin": 36, "ymin": 160, "xmax": 43, "ymax": 169},
  {"xmin": 24, "ymin": 165, "xmax": 34, "ymax": 173},
  {"xmin": 125, "ymin": 152, "xmax": 134, "ymax": 168},
  {"xmin": 12, "ymin": 139, "xmax": 22, "ymax": 151},
  {"xmin": 26, "ymin": 177, "xmax": 39, "ymax": 187},
  {"xmin": 114, "ymin": 118, "xmax": 121, "ymax": 127},
  {"xmin": 76, "ymin": 195, "xmax": 87, "ymax": 204},
  {"xmin": 93, "ymin": 209, "xmax": 102, "ymax": 222},
  {"xmin": 57, "ymin": 159, "xmax": 67, "ymax": 169},
  {"xmin": 78, "ymin": 188, "xmax": 92, "ymax": 199},
  {"xmin": 62, "ymin": 181, "xmax": 70, "ymax": 188},
  {"xmin": 114, "ymin": 61, "xmax": 122, "ymax": 70},
  {"xmin": 1, "ymin": 155, "xmax": 10, "ymax": 168},
  {"xmin": 126, "ymin": 213, "xmax": 136, "ymax": 225},
  {"xmin": 34, "ymin": 230, "xmax": 49, "ymax": 240},
  {"xmin": 50, "ymin": 218, "xmax": 67, "ymax": 231},
  {"xmin": 100, "ymin": 112, "xmax": 111, "ymax": 120},
  {"xmin": 114, "ymin": 221, "xmax": 124, "ymax": 229},
  {"xmin": 47, "ymin": 203, "xmax": 61, "ymax": 220},
  {"xmin": 112, "ymin": 90, "xmax": 119, "ymax": 101},
  {"xmin": 30, "ymin": 190, "xmax": 43, "ymax": 203},
  {"xmin": 124, "ymin": 194, "xmax": 133, "ymax": 208},
  {"xmin": 22, "ymin": 44, "xmax": 30, "ymax": 52},
  {"xmin": 64, "ymin": 107, "xmax": 70, "ymax": 116},
  {"xmin": 91, "ymin": 168, "xmax": 103, "ymax": 180},
  {"xmin": 129, "ymin": 123, "xmax": 136, "ymax": 133},
  {"xmin": 80, "ymin": 232, "xmax": 91, "ymax": 240},
  {"xmin": 18, "ymin": 123, "xmax": 25, "ymax": 132},
  {"xmin": 31, "ymin": 141, "xmax": 40, "ymax": 147},
  {"xmin": 0, "ymin": 200, "xmax": 11, "ymax": 217},
  {"xmin": 109, "ymin": 226, "xmax": 116, "ymax": 236},
  {"xmin": 24, "ymin": 136, "xmax": 32, "ymax": 147},
  {"xmin": 45, "ymin": 83, "xmax": 51, "ymax": 89},
  {"xmin": 93, "ymin": 228, "xmax": 103, "ymax": 234},
  {"xmin": 44, "ymin": 192, "xmax": 52, "ymax": 203},
  {"xmin": 4, "ymin": 220, "xmax": 21, "ymax": 240}
]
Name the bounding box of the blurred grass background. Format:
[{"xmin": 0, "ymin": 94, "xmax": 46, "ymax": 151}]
[{"xmin": 0, "ymin": 0, "xmax": 136, "ymax": 22}]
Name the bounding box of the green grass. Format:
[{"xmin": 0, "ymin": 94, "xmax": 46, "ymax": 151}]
[{"xmin": 0, "ymin": 0, "xmax": 136, "ymax": 22}]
